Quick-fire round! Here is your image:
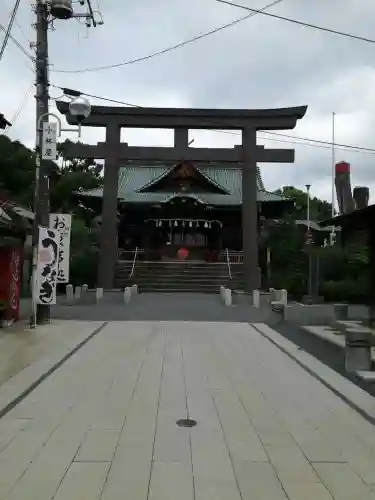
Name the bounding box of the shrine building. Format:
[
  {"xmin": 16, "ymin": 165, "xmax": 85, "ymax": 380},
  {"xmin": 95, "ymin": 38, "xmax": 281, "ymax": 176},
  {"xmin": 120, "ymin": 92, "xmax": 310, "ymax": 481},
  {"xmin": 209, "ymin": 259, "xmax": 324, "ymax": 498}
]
[{"xmin": 80, "ymin": 160, "xmax": 291, "ymax": 262}]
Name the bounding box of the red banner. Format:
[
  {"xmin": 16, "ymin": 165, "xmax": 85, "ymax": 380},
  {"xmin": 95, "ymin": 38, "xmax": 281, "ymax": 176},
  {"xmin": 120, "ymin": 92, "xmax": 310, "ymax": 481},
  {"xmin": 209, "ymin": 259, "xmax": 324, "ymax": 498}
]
[{"xmin": 0, "ymin": 247, "xmax": 22, "ymax": 322}]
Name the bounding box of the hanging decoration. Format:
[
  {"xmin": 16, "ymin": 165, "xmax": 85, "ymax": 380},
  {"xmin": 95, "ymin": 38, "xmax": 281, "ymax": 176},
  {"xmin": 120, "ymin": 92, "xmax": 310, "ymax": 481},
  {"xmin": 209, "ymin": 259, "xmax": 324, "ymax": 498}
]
[
  {"xmin": 151, "ymin": 218, "xmax": 215, "ymax": 229},
  {"xmin": 49, "ymin": 214, "xmax": 72, "ymax": 283},
  {"xmin": 35, "ymin": 227, "xmax": 60, "ymax": 305},
  {"xmin": 177, "ymin": 247, "xmax": 189, "ymax": 260}
]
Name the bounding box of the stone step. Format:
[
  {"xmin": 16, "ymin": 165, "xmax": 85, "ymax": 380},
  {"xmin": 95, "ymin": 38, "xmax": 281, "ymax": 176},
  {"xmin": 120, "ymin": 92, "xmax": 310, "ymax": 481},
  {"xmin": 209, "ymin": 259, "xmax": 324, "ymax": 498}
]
[
  {"xmin": 138, "ymin": 283, "xmax": 242, "ymax": 293},
  {"xmin": 116, "ymin": 261, "xmax": 243, "ymax": 269},
  {"xmin": 115, "ymin": 260, "xmax": 244, "ymax": 292}
]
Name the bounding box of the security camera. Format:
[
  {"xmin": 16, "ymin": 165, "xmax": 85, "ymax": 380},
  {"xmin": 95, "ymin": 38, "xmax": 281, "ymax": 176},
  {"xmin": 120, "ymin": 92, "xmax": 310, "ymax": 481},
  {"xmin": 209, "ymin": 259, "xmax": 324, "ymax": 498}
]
[{"xmin": 69, "ymin": 96, "xmax": 91, "ymax": 124}]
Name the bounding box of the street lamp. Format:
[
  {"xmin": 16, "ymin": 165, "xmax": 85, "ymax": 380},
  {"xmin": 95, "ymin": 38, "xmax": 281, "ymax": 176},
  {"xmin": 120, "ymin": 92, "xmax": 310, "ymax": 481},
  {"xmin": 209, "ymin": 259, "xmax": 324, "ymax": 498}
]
[
  {"xmin": 305, "ymin": 184, "xmax": 311, "ymax": 229},
  {"xmin": 305, "ymin": 184, "xmax": 313, "ymax": 298},
  {"xmin": 36, "ymin": 97, "xmax": 91, "ymax": 138},
  {"xmin": 31, "ymin": 97, "xmax": 91, "ymax": 328}
]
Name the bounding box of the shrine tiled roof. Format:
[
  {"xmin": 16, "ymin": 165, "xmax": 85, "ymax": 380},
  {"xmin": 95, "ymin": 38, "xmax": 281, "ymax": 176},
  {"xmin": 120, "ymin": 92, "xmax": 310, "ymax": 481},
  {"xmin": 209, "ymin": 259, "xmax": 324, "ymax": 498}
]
[{"xmin": 80, "ymin": 164, "xmax": 287, "ymax": 205}]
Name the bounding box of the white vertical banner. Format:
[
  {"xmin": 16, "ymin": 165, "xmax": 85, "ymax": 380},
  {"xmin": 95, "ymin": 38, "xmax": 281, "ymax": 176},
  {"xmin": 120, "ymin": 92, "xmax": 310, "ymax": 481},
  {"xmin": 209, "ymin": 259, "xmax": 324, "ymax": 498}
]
[
  {"xmin": 49, "ymin": 214, "xmax": 72, "ymax": 283},
  {"xmin": 36, "ymin": 227, "xmax": 60, "ymax": 305},
  {"xmin": 41, "ymin": 122, "xmax": 57, "ymax": 160}
]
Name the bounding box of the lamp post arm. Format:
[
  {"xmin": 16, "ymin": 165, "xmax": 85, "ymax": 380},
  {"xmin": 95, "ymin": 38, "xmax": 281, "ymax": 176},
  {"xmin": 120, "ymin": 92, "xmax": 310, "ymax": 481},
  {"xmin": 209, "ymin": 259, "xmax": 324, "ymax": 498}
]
[
  {"xmin": 37, "ymin": 112, "xmax": 62, "ymax": 136},
  {"xmin": 37, "ymin": 111, "xmax": 82, "ymax": 138}
]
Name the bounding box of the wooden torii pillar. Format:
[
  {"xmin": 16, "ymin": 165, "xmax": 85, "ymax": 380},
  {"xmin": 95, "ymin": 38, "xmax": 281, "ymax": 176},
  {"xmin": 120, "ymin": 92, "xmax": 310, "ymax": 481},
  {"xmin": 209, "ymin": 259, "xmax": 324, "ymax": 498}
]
[{"xmin": 57, "ymin": 102, "xmax": 307, "ymax": 292}]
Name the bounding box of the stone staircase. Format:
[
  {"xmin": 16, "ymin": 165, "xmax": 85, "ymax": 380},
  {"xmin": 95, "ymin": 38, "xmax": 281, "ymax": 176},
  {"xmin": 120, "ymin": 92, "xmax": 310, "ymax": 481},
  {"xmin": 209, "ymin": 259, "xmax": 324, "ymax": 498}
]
[{"xmin": 115, "ymin": 260, "xmax": 244, "ymax": 293}]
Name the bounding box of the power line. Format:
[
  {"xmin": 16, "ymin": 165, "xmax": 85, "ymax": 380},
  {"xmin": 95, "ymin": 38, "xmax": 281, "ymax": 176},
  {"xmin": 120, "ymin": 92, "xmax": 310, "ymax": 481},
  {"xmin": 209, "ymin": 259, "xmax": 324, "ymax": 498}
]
[
  {"xmin": 202, "ymin": 126, "xmax": 375, "ymax": 155},
  {"xmin": 216, "ymin": 0, "xmax": 375, "ymax": 44},
  {"xmin": 262, "ymin": 131, "xmax": 375, "ymax": 153},
  {"xmin": 0, "ymin": 22, "xmax": 34, "ymax": 62},
  {"xmin": 0, "ymin": 0, "xmax": 33, "ymax": 45},
  {"xmin": 0, "ymin": 0, "xmax": 21, "ymax": 60},
  {"xmin": 0, "ymin": 82, "xmax": 33, "ymax": 136},
  {"xmin": 50, "ymin": 84, "xmax": 375, "ymax": 155},
  {"xmin": 13, "ymin": 17, "xmax": 33, "ymax": 46},
  {"xmin": 51, "ymin": 0, "xmax": 284, "ymax": 73}
]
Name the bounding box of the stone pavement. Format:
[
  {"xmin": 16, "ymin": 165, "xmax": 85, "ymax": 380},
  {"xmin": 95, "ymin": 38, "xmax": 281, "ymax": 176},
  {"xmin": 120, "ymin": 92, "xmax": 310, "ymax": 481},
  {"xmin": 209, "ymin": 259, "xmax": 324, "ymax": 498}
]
[
  {"xmin": 0, "ymin": 320, "xmax": 105, "ymax": 416},
  {"xmin": 1, "ymin": 321, "xmax": 375, "ymax": 499}
]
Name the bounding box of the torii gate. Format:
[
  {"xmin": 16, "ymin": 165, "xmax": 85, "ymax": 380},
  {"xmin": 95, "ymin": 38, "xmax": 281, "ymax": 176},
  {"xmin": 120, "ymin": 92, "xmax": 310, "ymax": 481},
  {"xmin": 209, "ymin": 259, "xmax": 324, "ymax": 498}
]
[{"xmin": 56, "ymin": 102, "xmax": 307, "ymax": 292}]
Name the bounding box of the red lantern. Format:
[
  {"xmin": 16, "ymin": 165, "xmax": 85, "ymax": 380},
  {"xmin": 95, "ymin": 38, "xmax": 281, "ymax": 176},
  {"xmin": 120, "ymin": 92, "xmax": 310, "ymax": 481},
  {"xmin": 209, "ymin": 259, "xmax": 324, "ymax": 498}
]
[{"xmin": 177, "ymin": 247, "xmax": 189, "ymax": 260}]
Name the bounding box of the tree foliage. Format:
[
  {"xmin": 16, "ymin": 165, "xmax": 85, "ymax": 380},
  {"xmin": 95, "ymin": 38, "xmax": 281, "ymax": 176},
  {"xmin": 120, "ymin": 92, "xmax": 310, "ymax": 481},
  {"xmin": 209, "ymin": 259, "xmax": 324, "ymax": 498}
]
[
  {"xmin": 267, "ymin": 186, "xmax": 369, "ymax": 301},
  {"xmin": 0, "ymin": 136, "xmax": 103, "ymax": 287},
  {"xmin": 0, "ymin": 136, "xmax": 102, "ymax": 219},
  {"xmin": 274, "ymin": 185, "xmax": 333, "ymax": 221}
]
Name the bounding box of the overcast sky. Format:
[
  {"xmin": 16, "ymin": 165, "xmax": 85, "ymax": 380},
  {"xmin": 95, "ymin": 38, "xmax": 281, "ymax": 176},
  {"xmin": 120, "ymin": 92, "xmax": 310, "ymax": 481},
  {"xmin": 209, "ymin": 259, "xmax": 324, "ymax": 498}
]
[{"xmin": 1, "ymin": 0, "xmax": 375, "ymax": 206}]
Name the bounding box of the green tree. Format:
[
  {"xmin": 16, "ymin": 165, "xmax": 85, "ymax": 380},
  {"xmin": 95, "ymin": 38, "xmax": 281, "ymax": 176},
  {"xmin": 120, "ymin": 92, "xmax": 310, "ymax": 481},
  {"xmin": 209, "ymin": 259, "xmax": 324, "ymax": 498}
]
[
  {"xmin": 266, "ymin": 186, "xmax": 334, "ymax": 297},
  {"xmin": 0, "ymin": 136, "xmax": 102, "ymax": 220},
  {"xmin": 50, "ymin": 140, "xmax": 102, "ymax": 217},
  {"xmin": 273, "ymin": 185, "xmax": 333, "ymax": 221}
]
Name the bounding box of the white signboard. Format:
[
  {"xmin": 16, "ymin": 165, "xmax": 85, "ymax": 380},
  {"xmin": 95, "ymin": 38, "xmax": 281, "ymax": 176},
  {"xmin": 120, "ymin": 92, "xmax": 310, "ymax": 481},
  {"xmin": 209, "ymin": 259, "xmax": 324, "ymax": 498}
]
[
  {"xmin": 36, "ymin": 227, "xmax": 60, "ymax": 305},
  {"xmin": 41, "ymin": 122, "xmax": 57, "ymax": 160},
  {"xmin": 49, "ymin": 213, "xmax": 72, "ymax": 283}
]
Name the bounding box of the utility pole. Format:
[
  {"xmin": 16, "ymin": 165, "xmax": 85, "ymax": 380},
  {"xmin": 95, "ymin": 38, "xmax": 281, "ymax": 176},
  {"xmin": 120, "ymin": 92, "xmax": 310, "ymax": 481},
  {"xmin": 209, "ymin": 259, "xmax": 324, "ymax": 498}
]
[
  {"xmin": 30, "ymin": 0, "xmax": 103, "ymax": 326},
  {"xmin": 31, "ymin": 0, "xmax": 50, "ymax": 324}
]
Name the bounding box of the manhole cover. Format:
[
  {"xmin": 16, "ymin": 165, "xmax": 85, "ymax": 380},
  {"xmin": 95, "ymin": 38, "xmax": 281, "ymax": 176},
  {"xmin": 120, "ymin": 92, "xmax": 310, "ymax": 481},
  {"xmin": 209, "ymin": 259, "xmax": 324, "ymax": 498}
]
[{"xmin": 176, "ymin": 418, "xmax": 197, "ymax": 428}]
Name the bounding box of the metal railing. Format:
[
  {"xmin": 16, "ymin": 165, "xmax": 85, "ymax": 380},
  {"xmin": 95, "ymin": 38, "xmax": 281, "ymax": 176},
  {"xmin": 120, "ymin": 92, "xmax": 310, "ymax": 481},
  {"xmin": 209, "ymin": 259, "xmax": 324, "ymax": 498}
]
[
  {"xmin": 129, "ymin": 247, "xmax": 139, "ymax": 278},
  {"xmin": 225, "ymin": 248, "xmax": 232, "ymax": 279},
  {"xmin": 220, "ymin": 250, "xmax": 243, "ymax": 263}
]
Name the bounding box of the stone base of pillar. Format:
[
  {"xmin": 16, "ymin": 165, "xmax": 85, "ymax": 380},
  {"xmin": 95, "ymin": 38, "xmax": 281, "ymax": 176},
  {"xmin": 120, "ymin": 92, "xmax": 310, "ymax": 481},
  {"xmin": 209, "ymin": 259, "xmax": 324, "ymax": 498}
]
[{"xmin": 243, "ymin": 266, "xmax": 262, "ymax": 293}]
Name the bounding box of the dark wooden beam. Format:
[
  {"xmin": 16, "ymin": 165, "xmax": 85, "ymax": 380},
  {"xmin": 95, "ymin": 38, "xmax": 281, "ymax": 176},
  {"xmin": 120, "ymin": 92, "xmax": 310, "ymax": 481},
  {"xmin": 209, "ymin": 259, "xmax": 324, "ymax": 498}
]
[
  {"xmin": 62, "ymin": 142, "xmax": 295, "ymax": 163},
  {"xmin": 56, "ymin": 101, "xmax": 307, "ymax": 130}
]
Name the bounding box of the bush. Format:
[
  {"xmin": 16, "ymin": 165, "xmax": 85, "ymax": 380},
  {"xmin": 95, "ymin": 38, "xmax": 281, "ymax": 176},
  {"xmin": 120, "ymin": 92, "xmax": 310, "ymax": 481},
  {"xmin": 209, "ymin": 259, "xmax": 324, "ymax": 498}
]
[
  {"xmin": 320, "ymin": 278, "xmax": 368, "ymax": 303},
  {"xmin": 69, "ymin": 248, "xmax": 98, "ymax": 288},
  {"xmin": 268, "ymin": 271, "xmax": 307, "ymax": 300}
]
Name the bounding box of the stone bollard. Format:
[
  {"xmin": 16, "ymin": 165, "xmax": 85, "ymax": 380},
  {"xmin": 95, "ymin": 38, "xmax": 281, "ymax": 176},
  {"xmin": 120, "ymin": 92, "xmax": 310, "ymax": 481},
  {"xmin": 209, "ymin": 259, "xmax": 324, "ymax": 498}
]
[
  {"xmin": 345, "ymin": 331, "xmax": 372, "ymax": 372},
  {"xmin": 253, "ymin": 289, "xmax": 260, "ymax": 308},
  {"xmin": 334, "ymin": 303, "xmax": 349, "ymax": 321},
  {"xmin": 74, "ymin": 286, "xmax": 82, "ymax": 301},
  {"xmin": 96, "ymin": 288, "xmax": 103, "ymax": 302},
  {"xmin": 66, "ymin": 284, "xmax": 74, "ymax": 305},
  {"xmin": 131, "ymin": 284, "xmax": 138, "ymax": 295},
  {"xmin": 124, "ymin": 287, "xmax": 132, "ymax": 304},
  {"xmin": 220, "ymin": 286, "xmax": 225, "ymax": 299},
  {"xmin": 82, "ymin": 284, "xmax": 88, "ymax": 295},
  {"xmin": 280, "ymin": 289, "xmax": 288, "ymax": 307},
  {"xmin": 223, "ymin": 288, "xmax": 232, "ymax": 306}
]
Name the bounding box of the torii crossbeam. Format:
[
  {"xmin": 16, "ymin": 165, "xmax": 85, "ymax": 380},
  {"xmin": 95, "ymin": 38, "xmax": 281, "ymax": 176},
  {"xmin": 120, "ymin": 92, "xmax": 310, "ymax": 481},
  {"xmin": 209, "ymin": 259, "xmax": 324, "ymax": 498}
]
[{"xmin": 57, "ymin": 101, "xmax": 307, "ymax": 292}]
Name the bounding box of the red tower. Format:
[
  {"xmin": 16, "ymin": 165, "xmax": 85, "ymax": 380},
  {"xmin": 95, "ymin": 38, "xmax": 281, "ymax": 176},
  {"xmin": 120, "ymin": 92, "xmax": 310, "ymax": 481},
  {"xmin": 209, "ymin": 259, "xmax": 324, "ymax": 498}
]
[{"xmin": 335, "ymin": 161, "xmax": 354, "ymax": 214}]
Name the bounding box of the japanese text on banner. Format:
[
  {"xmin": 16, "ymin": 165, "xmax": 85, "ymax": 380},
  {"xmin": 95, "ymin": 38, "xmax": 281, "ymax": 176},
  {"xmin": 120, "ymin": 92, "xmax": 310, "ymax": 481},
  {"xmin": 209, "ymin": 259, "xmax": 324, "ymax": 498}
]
[{"xmin": 49, "ymin": 214, "xmax": 72, "ymax": 283}]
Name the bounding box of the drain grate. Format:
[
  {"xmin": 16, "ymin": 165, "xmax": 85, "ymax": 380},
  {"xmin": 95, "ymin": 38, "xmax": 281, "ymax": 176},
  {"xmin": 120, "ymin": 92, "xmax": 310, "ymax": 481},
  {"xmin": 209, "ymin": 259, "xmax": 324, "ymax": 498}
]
[{"xmin": 176, "ymin": 418, "xmax": 197, "ymax": 428}]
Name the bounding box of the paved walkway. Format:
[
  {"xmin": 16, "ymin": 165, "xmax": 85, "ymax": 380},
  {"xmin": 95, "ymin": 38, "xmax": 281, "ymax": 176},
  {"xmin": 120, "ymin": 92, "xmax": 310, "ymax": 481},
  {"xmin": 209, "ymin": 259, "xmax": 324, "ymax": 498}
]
[
  {"xmin": 0, "ymin": 321, "xmax": 105, "ymax": 414},
  {"xmin": 1, "ymin": 321, "xmax": 375, "ymax": 499}
]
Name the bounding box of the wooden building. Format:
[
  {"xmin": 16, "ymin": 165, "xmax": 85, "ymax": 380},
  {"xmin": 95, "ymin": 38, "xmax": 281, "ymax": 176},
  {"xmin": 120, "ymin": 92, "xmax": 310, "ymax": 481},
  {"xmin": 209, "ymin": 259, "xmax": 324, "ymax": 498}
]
[{"xmin": 81, "ymin": 160, "xmax": 291, "ymax": 261}]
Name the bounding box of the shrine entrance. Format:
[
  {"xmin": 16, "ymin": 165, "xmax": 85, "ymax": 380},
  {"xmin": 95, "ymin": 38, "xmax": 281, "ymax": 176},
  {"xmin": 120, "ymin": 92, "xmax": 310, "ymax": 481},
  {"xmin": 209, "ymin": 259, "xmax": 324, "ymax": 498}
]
[
  {"xmin": 144, "ymin": 218, "xmax": 222, "ymax": 261},
  {"xmin": 57, "ymin": 102, "xmax": 307, "ymax": 292}
]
